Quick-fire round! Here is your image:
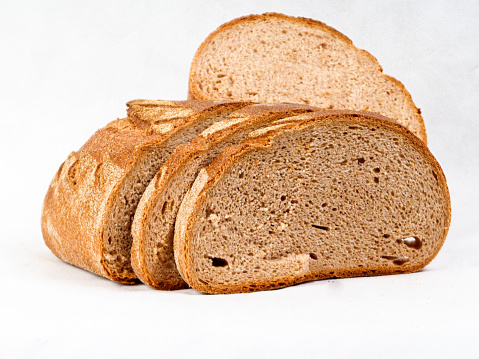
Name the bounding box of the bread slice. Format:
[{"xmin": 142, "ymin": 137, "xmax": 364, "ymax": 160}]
[
  {"xmin": 174, "ymin": 111, "xmax": 450, "ymax": 294},
  {"xmin": 131, "ymin": 103, "xmax": 319, "ymax": 289},
  {"xmin": 41, "ymin": 99, "xmax": 251, "ymax": 283},
  {"xmin": 188, "ymin": 13, "xmax": 427, "ymax": 143}
]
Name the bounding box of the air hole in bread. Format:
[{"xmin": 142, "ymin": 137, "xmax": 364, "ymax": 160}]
[
  {"xmin": 309, "ymin": 253, "xmax": 318, "ymax": 260},
  {"xmin": 398, "ymin": 236, "xmax": 422, "ymax": 250},
  {"xmin": 432, "ymin": 170, "xmax": 438, "ymax": 181},
  {"xmin": 357, "ymin": 157, "xmax": 365, "ymax": 164},
  {"xmin": 161, "ymin": 201, "xmax": 167, "ymax": 215},
  {"xmin": 382, "ymin": 255, "xmax": 410, "ymax": 265},
  {"xmin": 205, "ymin": 206, "xmax": 213, "ymax": 218},
  {"xmin": 374, "ymin": 177, "xmax": 379, "ymax": 184},
  {"xmin": 393, "ymin": 257, "xmax": 409, "ymax": 265},
  {"xmin": 382, "ymin": 255, "xmax": 398, "ymax": 260},
  {"xmin": 312, "ymin": 224, "xmax": 329, "ymax": 231},
  {"xmin": 383, "ymin": 234, "xmax": 390, "ymax": 238},
  {"xmin": 373, "ymin": 167, "xmax": 380, "ymax": 173},
  {"xmin": 280, "ymin": 195, "xmax": 286, "ymax": 201},
  {"xmin": 211, "ymin": 257, "xmax": 228, "ymax": 267}
]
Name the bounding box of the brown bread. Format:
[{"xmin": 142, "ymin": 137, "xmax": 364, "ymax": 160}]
[
  {"xmin": 41, "ymin": 100, "xmax": 251, "ymax": 283},
  {"xmin": 174, "ymin": 111, "xmax": 450, "ymax": 294},
  {"xmin": 188, "ymin": 13, "xmax": 427, "ymax": 143},
  {"xmin": 132, "ymin": 103, "xmax": 319, "ymax": 289}
]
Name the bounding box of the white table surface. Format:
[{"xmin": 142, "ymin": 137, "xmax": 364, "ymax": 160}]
[{"xmin": 1, "ymin": 1, "xmax": 478, "ymax": 358}]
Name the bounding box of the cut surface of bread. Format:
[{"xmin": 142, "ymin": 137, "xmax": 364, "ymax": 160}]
[
  {"xmin": 132, "ymin": 103, "xmax": 319, "ymax": 289},
  {"xmin": 174, "ymin": 111, "xmax": 450, "ymax": 294},
  {"xmin": 189, "ymin": 13, "xmax": 427, "ymax": 143},
  {"xmin": 41, "ymin": 100, "xmax": 251, "ymax": 283}
]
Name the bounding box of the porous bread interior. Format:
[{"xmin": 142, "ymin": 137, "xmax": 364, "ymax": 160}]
[
  {"xmin": 143, "ymin": 154, "xmax": 213, "ymax": 287},
  {"xmin": 192, "ymin": 16, "xmax": 425, "ymax": 141},
  {"xmin": 186, "ymin": 121, "xmax": 449, "ymax": 292},
  {"xmin": 102, "ymin": 110, "xmax": 238, "ymax": 281},
  {"xmin": 141, "ymin": 109, "xmax": 313, "ymax": 288}
]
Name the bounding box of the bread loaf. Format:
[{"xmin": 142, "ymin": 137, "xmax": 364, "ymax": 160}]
[
  {"xmin": 41, "ymin": 100, "xmax": 251, "ymax": 282},
  {"xmin": 174, "ymin": 111, "xmax": 450, "ymax": 294},
  {"xmin": 188, "ymin": 13, "xmax": 427, "ymax": 143},
  {"xmin": 131, "ymin": 103, "xmax": 319, "ymax": 289}
]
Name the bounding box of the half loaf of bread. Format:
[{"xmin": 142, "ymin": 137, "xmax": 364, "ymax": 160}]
[
  {"xmin": 131, "ymin": 103, "xmax": 319, "ymax": 289},
  {"xmin": 188, "ymin": 13, "xmax": 427, "ymax": 143},
  {"xmin": 174, "ymin": 111, "xmax": 450, "ymax": 294},
  {"xmin": 41, "ymin": 100, "xmax": 251, "ymax": 283}
]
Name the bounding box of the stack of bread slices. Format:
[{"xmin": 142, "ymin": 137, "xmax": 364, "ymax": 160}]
[{"xmin": 41, "ymin": 13, "xmax": 450, "ymax": 294}]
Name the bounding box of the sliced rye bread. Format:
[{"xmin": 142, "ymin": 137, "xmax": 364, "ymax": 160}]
[
  {"xmin": 41, "ymin": 99, "xmax": 251, "ymax": 283},
  {"xmin": 174, "ymin": 111, "xmax": 451, "ymax": 294},
  {"xmin": 188, "ymin": 12, "xmax": 427, "ymax": 144},
  {"xmin": 131, "ymin": 103, "xmax": 319, "ymax": 289}
]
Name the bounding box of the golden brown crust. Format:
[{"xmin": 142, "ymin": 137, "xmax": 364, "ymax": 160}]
[
  {"xmin": 174, "ymin": 110, "xmax": 450, "ymax": 294},
  {"xmin": 41, "ymin": 100, "xmax": 247, "ymax": 283},
  {"xmin": 42, "ymin": 117, "xmax": 171, "ymax": 282},
  {"xmin": 188, "ymin": 12, "xmax": 427, "ymax": 144},
  {"xmin": 132, "ymin": 103, "xmax": 320, "ymax": 289}
]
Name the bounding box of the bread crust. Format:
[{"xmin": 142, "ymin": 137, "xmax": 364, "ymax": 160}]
[
  {"xmin": 131, "ymin": 103, "xmax": 319, "ymax": 289},
  {"xmin": 41, "ymin": 100, "xmax": 248, "ymax": 283},
  {"xmin": 174, "ymin": 110, "xmax": 450, "ymax": 294},
  {"xmin": 188, "ymin": 12, "xmax": 427, "ymax": 144}
]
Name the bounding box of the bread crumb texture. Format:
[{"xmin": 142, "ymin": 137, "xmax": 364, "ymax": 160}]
[
  {"xmin": 41, "ymin": 100, "xmax": 250, "ymax": 283},
  {"xmin": 133, "ymin": 104, "xmax": 318, "ymax": 289},
  {"xmin": 179, "ymin": 115, "xmax": 449, "ymax": 294},
  {"xmin": 190, "ymin": 13, "xmax": 426, "ymax": 143}
]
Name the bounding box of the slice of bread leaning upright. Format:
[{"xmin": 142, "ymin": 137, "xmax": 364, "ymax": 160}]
[
  {"xmin": 188, "ymin": 13, "xmax": 427, "ymax": 143},
  {"xmin": 174, "ymin": 111, "xmax": 450, "ymax": 294},
  {"xmin": 41, "ymin": 99, "xmax": 251, "ymax": 283}
]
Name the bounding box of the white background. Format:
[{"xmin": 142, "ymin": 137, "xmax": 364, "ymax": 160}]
[{"xmin": 1, "ymin": 1, "xmax": 478, "ymax": 358}]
